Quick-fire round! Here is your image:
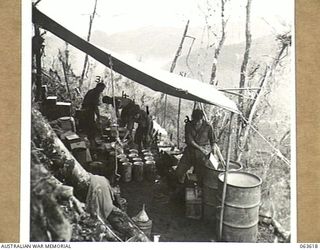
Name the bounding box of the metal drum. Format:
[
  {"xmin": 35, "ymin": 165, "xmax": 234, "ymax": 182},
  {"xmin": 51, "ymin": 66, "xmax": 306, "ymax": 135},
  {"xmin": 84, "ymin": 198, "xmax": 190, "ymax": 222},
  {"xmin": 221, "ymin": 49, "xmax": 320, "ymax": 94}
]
[
  {"xmin": 119, "ymin": 158, "xmax": 129, "ymax": 164},
  {"xmin": 143, "ymin": 152, "xmax": 153, "ymax": 157},
  {"xmin": 202, "ymin": 161, "xmax": 242, "ymax": 223},
  {"xmin": 128, "ymin": 153, "xmax": 139, "ymax": 161},
  {"xmin": 144, "ymin": 160, "xmax": 156, "ymax": 181},
  {"xmin": 216, "ymin": 171, "xmax": 262, "ymax": 242},
  {"xmin": 133, "ymin": 161, "xmax": 144, "ymax": 182},
  {"xmin": 121, "ymin": 162, "xmax": 132, "ymax": 182},
  {"xmin": 116, "ymin": 154, "xmax": 127, "ymax": 164}
]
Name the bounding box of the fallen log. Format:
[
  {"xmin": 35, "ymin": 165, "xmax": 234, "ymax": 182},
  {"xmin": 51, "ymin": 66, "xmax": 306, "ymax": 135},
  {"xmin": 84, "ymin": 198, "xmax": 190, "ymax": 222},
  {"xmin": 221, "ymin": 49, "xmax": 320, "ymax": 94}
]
[
  {"xmin": 32, "ymin": 146, "xmax": 121, "ymax": 242},
  {"xmin": 31, "ymin": 108, "xmax": 150, "ymax": 242}
]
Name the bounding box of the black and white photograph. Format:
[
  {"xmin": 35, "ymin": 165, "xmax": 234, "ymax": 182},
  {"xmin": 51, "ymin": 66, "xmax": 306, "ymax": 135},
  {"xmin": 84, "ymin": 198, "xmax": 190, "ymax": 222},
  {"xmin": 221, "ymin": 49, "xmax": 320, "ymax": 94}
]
[{"xmin": 23, "ymin": 0, "xmax": 295, "ymax": 245}]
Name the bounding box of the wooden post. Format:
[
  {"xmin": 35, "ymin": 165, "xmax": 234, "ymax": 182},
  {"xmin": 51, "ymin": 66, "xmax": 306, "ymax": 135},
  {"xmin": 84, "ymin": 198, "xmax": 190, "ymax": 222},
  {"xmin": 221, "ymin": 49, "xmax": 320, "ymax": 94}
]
[{"xmin": 218, "ymin": 112, "xmax": 235, "ymax": 241}]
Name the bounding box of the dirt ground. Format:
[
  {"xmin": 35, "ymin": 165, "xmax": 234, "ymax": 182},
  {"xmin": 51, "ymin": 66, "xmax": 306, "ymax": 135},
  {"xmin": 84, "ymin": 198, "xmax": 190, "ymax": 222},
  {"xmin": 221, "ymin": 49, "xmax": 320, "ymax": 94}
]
[
  {"xmin": 76, "ymin": 128, "xmax": 276, "ymax": 243},
  {"xmin": 118, "ymin": 175, "xmax": 276, "ymax": 243},
  {"xmin": 120, "ymin": 178, "xmax": 215, "ymax": 242}
]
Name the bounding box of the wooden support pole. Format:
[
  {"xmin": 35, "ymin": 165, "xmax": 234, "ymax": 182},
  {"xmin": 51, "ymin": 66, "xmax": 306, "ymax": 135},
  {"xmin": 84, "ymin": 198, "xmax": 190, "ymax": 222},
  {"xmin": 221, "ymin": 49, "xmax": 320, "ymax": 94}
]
[{"xmin": 218, "ymin": 112, "xmax": 235, "ymax": 241}]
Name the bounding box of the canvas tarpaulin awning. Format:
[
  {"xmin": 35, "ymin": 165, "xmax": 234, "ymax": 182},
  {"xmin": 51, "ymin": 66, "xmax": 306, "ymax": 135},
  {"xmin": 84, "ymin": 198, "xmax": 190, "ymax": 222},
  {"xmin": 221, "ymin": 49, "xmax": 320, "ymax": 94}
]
[{"xmin": 33, "ymin": 7, "xmax": 240, "ymax": 114}]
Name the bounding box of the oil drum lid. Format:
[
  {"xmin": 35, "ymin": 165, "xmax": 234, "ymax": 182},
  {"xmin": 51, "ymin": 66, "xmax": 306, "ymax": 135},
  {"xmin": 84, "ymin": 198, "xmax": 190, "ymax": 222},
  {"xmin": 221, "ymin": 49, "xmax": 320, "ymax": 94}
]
[
  {"xmin": 129, "ymin": 149, "xmax": 139, "ymax": 154},
  {"xmin": 218, "ymin": 171, "xmax": 262, "ymax": 188},
  {"xmin": 133, "ymin": 161, "xmax": 144, "ymax": 166},
  {"xmin": 133, "ymin": 157, "xmax": 143, "ymax": 162},
  {"xmin": 145, "ymin": 160, "xmax": 155, "ymax": 165},
  {"xmin": 144, "ymin": 156, "xmax": 154, "ymax": 161},
  {"xmin": 129, "ymin": 153, "xmax": 138, "ymax": 158}
]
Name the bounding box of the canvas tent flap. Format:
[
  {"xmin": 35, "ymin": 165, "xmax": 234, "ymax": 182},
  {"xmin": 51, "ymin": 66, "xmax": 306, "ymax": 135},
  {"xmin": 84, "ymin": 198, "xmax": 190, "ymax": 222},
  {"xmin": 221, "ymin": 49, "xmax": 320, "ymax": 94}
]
[{"xmin": 33, "ymin": 7, "xmax": 240, "ymax": 114}]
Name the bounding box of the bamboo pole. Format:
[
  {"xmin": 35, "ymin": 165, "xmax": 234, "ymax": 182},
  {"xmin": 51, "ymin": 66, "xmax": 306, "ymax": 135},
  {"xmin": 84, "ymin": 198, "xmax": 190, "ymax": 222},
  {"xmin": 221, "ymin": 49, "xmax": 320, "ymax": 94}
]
[{"xmin": 218, "ymin": 112, "xmax": 235, "ymax": 241}]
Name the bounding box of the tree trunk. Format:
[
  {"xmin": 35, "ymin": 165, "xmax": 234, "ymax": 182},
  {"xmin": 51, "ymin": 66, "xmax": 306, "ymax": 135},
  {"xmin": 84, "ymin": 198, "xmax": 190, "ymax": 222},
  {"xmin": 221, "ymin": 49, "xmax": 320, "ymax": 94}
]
[
  {"xmin": 58, "ymin": 45, "xmax": 72, "ymax": 101},
  {"xmin": 34, "ymin": 25, "xmax": 43, "ymax": 102},
  {"xmin": 236, "ymin": 35, "xmax": 290, "ymax": 161},
  {"xmin": 79, "ymin": 0, "xmax": 98, "ymax": 89},
  {"xmin": 236, "ymin": 67, "xmax": 268, "ymax": 161},
  {"xmin": 209, "ymin": 0, "xmax": 227, "ymax": 85},
  {"xmin": 163, "ymin": 20, "xmax": 190, "ymax": 127},
  {"xmin": 236, "ymin": 0, "xmax": 253, "ymax": 157}
]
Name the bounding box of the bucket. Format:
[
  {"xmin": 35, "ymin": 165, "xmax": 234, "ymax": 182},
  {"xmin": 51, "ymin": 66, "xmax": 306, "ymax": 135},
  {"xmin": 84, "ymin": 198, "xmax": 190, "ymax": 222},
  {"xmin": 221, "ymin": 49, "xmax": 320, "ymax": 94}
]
[
  {"xmin": 121, "ymin": 162, "xmax": 132, "ymax": 182},
  {"xmin": 216, "ymin": 171, "xmax": 262, "ymax": 242},
  {"xmin": 134, "ymin": 219, "xmax": 152, "ymax": 238},
  {"xmin": 202, "ymin": 161, "xmax": 242, "ymax": 223},
  {"xmin": 144, "ymin": 160, "xmax": 156, "ymax": 181},
  {"xmin": 133, "ymin": 162, "xmax": 144, "ymax": 182},
  {"xmin": 58, "ymin": 116, "xmax": 76, "ymax": 132}
]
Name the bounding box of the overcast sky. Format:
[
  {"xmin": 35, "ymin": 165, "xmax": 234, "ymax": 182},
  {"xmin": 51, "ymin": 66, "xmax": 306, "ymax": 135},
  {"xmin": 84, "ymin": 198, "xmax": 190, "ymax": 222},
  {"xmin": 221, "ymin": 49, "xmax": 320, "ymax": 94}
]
[{"xmin": 36, "ymin": 0, "xmax": 293, "ymax": 42}]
